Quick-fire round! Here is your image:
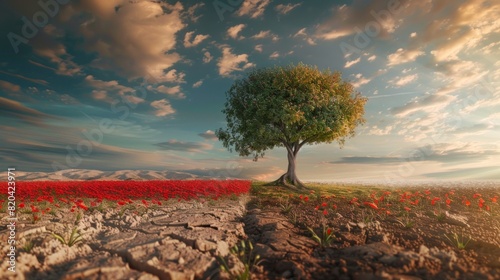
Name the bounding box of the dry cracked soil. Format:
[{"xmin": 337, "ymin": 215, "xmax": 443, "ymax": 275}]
[{"xmin": 1, "ymin": 186, "xmax": 499, "ymax": 280}]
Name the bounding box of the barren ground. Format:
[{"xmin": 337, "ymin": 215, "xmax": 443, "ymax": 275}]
[{"xmin": 1, "ymin": 184, "xmax": 499, "ymax": 280}]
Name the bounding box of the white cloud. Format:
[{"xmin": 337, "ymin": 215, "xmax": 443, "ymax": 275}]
[
  {"xmin": 270, "ymin": 52, "xmax": 280, "ymax": 59},
  {"xmin": 367, "ymin": 55, "xmax": 376, "ymax": 61},
  {"xmin": 70, "ymin": 1, "xmax": 185, "ymax": 82},
  {"xmin": 392, "ymin": 94, "xmax": 455, "ymax": 117},
  {"xmin": 164, "ymin": 69, "xmax": 186, "ymax": 83},
  {"xmin": 254, "ymin": 44, "xmax": 263, "ymax": 52},
  {"xmin": 345, "ymin": 57, "xmax": 361, "ymax": 68},
  {"xmin": 86, "ymin": 75, "xmax": 130, "ymax": 91},
  {"xmin": 227, "ymin": 24, "xmax": 246, "ymax": 39},
  {"xmin": 156, "ymin": 85, "xmax": 185, "ymax": 98},
  {"xmin": 389, "ymin": 74, "xmax": 418, "ymax": 87},
  {"xmin": 185, "ymin": 3, "xmax": 204, "ymax": 22},
  {"xmin": 0, "ymin": 80, "xmax": 20, "ymax": 92},
  {"xmin": 193, "ymin": 80, "xmax": 203, "ymax": 88},
  {"xmin": 183, "ymin": 31, "xmax": 209, "ymax": 47},
  {"xmin": 351, "ymin": 73, "xmax": 371, "ymax": 88},
  {"xmin": 252, "ymin": 30, "xmax": 279, "ymax": 41},
  {"xmin": 387, "ymin": 48, "xmax": 424, "ymax": 66},
  {"xmin": 217, "ymin": 46, "xmax": 255, "ymax": 77},
  {"xmin": 275, "ymin": 3, "xmax": 302, "ymax": 15},
  {"xmin": 32, "ymin": 36, "xmax": 81, "ymax": 76},
  {"xmin": 237, "ymin": 0, "xmax": 271, "ymax": 18},
  {"xmin": 151, "ymin": 99, "xmax": 175, "ymax": 116},
  {"xmin": 410, "ymin": 32, "xmax": 417, "ymax": 38},
  {"xmin": 198, "ymin": 130, "xmax": 218, "ymax": 140},
  {"xmin": 203, "ymin": 51, "xmax": 213, "ymax": 63},
  {"xmin": 294, "ymin": 28, "xmax": 307, "ymax": 37}
]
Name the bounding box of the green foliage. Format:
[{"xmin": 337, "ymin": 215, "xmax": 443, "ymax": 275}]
[
  {"xmin": 217, "ymin": 240, "xmax": 262, "ymax": 280},
  {"xmin": 444, "ymin": 232, "xmax": 471, "ymax": 250},
  {"xmin": 22, "ymin": 240, "xmax": 35, "ymax": 253},
  {"xmin": 51, "ymin": 227, "xmax": 83, "ymax": 247},
  {"xmin": 307, "ymin": 225, "xmax": 335, "ymax": 247},
  {"xmin": 279, "ymin": 197, "xmax": 293, "ymax": 214},
  {"xmin": 216, "ymin": 63, "xmax": 367, "ymax": 161},
  {"xmin": 396, "ymin": 214, "xmax": 415, "ymax": 229}
]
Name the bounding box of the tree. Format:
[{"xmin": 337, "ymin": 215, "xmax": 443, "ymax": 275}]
[{"xmin": 216, "ymin": 63, "xmax": 367, "ymax": 189}]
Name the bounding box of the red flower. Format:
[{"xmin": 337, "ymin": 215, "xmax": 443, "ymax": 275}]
[
  {"xmin": 304, "ymin": 196, "xmax": 309, "ymax": 202},
  {"xmin": 473, "ymin": 193, "xmax": 482, "ymax": 199},
  {"xmin": 464, "ymin": 199, "xmax": 471, "ymax": 207},
  {"xmin": 404, "ymin": 207, "xmax": 411, "ymax": 212},
  {"xmin": 386, "ymin": 210, "xmax": 391, "ymax": 215},
  {"xmin": 19, "ymin": 203, "xmax": 25, "ymax": 208},
  {"xmin": 410, "ymin": 199, "xmax": 419, "ymax": 205},
  {"xmin": 323, "ymin": 209, "xmax": 328, "ymax": 215},
  {"xmin": 314, "ymin": 205, "xmax": 320, "ymax": 211},
  {"xmin": 491, "ymin": 196, "xmax": 498, "ymax": 203},
  {"xmin": 431, "ymin": 197, "xmax": 440, "ymax": 206},
  {"xmin": 332, "ymin": 204, "xmax": 337, "ymax": 210},
  {"xmin": 326, "ymin": 228, "xmax": 332, "ymax": 235},
  {"xmin": 445, "ymin": 198, "xmax": 452, "ymax": 206},
  {"xmin": 478, "ymin": 198, "xmax": 485, "ymax": 208},
  {"xmin": 117, "ymin": 201, "xmax": 126, "ymax": 206},
  {"xmin": 363, "ymin": 202, "xmax": 378, "ymax": 210},
  {"xmin": 321, "ymin": 202, "xmax": 327, "ymax": 208}
]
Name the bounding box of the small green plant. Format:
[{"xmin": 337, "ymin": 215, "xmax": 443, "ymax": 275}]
[
  {"xmin": 307, "ymin": 226, "xmax": 334, "ymax": 247},
  {"xmin": 75, "ymin": 211, "xmax": 82, "ymax": 223},
  {"xmin": 22, "ymin": 240, "xmax": 35, "ymax": 253},
  {"xmin": 360, "ymin": 209, "xmax": 375, "ymax": 224},
  {"xmin": 435, "ymin": 211, "xmax": 446, "ymax": 222},
  {"xmin": 51, "ymin": 227, "xmax": 84, "ymax": 247},
  {"xmin": 396, "ymin": 214, "xmax": 415, "ymax": 229},
  {"xmin": 444, "ymin": 232, "xmax": 471, "ymax": 250},
  {"xmin": 279, "ymin": 198, "xmax": 293, "ymax": 214},
  {"xmin": 217, "ymin": 240, "xmax": 262, "ymax": 280}
]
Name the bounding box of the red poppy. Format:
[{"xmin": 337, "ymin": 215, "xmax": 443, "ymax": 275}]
[
  {"xmin": 363, "ymin": 202, "xmax": 378, "ymax": 210},
  {"xmin": 431, "ymin": 197, "xmax": 440, "ymax": 206},
  {"xmin": 304, "ymin": 196, "xmax": 309, "ymax": 202},
  {"xmin": 332, "ymin": 204, "xmax": 337, "ymax": 210},
  {"xmin": 321, "ymin": 202, "xmax": 327, "ymax": 208},
  {"xmin": 491, "ymin": 196, "xmax": 498, "ymax": 203},
  {"xmin": 464, "ymin": 200, "xmax": 471, "ymax": 207},
  {"xmin": 19, "ymin": 203, "xmax": 25, "ymax": 208},
  {"xmin": 473, "ymin": 193, "xmax": 482, "ymax": 199},
  {"xmin": 314, "ymin": 205, "xmax": 320, "ymax": 211},
  {"xmin": 323, "ymin": 209, "xmax": 328, "ymax": 215},
  {"xmin": 404, "ymin": 207, "xmax": 411, "ymax": 212},
  {"xmin": 326, "ymin": 228, "xmax": 332, "ymax": 235}
]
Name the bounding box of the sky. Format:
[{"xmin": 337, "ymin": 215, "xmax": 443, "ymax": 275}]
[{"xmin": 0, "ymin": 0, "xmax": 499, "ymax": 183}]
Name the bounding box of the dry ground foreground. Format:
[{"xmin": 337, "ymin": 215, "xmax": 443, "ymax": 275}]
[{"xmin": 1, "ymin": 182, "xmax": 500, "ymax": 280}]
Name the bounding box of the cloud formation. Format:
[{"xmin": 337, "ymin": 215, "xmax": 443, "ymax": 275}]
[
  {"xmin": 217, "ymin": 46, "xmax": 255, "ymax": 77},
  {"xmin": 237, "ymin": 0, "xmax": 271, "ymax": 18},
  {"xmin": 155, "ymin": 140, "xmax": 212, "ymax": 152}
]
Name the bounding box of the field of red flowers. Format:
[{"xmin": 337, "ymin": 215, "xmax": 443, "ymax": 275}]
[{"xmin": 1, "ymin": 180, "xmax": 250, "ymax": 222}]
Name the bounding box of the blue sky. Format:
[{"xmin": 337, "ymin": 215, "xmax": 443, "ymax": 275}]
[{"xmin": 0, "ymin": 0, "xmax": 499, "ymax": 182}]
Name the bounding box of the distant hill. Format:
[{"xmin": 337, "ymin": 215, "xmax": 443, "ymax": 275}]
[{"xmin": 14, "ymin": 169, "xmax": 201, "ymax": 181}]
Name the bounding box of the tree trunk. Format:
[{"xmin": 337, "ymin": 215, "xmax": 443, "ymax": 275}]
[{"xmin": 265, "ymin": 147, "xmax": 308, "ymax": 190}]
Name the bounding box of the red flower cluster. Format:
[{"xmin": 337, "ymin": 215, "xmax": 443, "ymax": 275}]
[{"xmin": 15, "ymin": 180, "xmax": 251, "ymax": 202}]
